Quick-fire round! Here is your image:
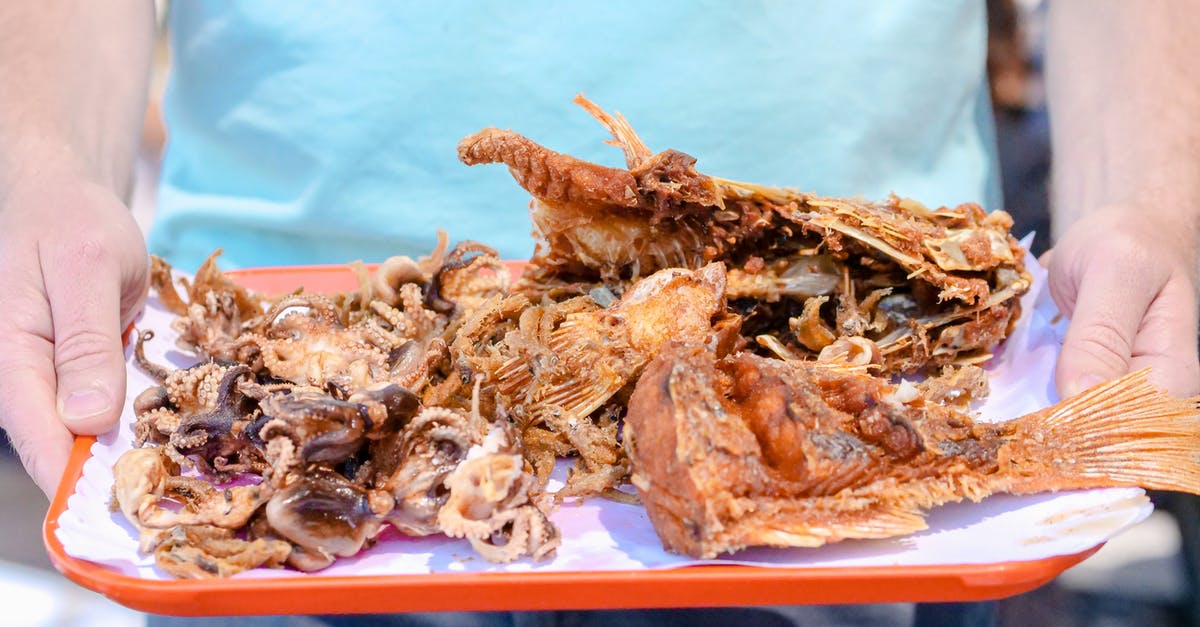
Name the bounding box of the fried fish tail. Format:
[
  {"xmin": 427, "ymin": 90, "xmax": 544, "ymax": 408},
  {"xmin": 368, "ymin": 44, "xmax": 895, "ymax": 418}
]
[{"xmin": 999, "ymin": 369, "xmax": 1200, "ymax": 495}]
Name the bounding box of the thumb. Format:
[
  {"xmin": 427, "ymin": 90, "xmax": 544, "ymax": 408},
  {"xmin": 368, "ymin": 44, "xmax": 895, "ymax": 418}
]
[
  {"xmin": 1051, "ymin": 258, "xmax": 1155, "ymax": 398},
  {"xmin": 1036, "ymin": 248, "xmax": 1053, "ymax": 269},
  {"xmin": 44, "ymin": 240, "xmax": 128, "ymax": 435},
  {"xmin": 0, "ymin": 339, "xmax": 75, "ymax": 498}
]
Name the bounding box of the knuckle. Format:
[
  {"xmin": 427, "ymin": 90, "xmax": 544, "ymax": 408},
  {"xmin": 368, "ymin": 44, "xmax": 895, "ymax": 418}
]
[
  {"xmin": 1102, "ymin": 229, "xmax": 1146, "ymax": 261},
  {"xmin": 48, "ymin": 235, "xmax": 119, "ymax": 278},
  {"xmin": 54, "ymin": 327, "xmax": 119, "ymax": 372},
  {"xmin": 62, "ymin": 237, "xmax": 113, "ymax": 268},
  {"xmin": 1069, "ymin": 322, "xmax": 1132, "ymax": 373}
]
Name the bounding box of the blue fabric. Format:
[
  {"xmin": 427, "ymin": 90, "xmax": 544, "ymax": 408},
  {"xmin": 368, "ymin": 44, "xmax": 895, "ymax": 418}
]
[{"xmin": 153, "ymin": 0, "xmax": 997, "ymax": 270}]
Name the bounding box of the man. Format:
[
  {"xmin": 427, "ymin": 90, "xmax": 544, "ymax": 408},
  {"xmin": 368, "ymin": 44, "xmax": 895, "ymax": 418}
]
[{"xmin": 0, "ymin": 1, "xmax": 1196, "ymax": 623}]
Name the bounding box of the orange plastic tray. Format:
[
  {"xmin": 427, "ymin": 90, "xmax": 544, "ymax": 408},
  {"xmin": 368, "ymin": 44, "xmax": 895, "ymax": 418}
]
[{"xmin": 42, "ymin": 263, "xmax": 1102, "ymax": 616}]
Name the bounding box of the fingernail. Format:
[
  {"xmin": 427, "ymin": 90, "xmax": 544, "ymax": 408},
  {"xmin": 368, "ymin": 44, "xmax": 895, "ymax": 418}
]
[
  {"xmin": 1067, "ymin": 373, "xmax": 1105, "ymax": 398},
  {"xmin": 58, "ymin": 384, "xmax": 114, "ymax": 422}
]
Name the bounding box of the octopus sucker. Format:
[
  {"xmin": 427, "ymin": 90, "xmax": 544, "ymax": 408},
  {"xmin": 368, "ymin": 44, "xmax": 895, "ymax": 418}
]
[
  {"xmin": 624, "ymin": 343, "xmax": 1200, "ymax": 558},
  {"xmin": 121, "ymin": 244, "xmax": 557, "ymax": 577}
]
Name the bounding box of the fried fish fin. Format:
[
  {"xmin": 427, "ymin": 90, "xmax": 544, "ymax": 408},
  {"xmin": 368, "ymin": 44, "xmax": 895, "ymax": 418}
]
[
  {"xmin": 533, "ymin": 375, "xmax": 626, "ymax": 424},
  {"xmin": 720, "ymin": 499, "xmax": 931, "ymax": 555},
  {"xmin": 634, "ymin": 471, "xmax": 932, "ymax": 558},
  {"xmin": 999, "ymin": 369, "xmax": 1200, "ymax": 495},
  {"xmin": 572, "ymin": 93, "xmax": 653, "ymax": 169},
  {"xmin": 503, "ymin": 320, "xmax": 629, "ymax": 418}
]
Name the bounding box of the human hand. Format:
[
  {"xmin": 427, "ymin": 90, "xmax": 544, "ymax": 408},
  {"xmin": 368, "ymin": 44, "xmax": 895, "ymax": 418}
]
[
  {"xmin": 1044, "ymin": 205, "xmax": 1200, "ymax": 399},
  {"xmin": 0, "ymin": 171, "xmax": 148, "ymax": 498}
]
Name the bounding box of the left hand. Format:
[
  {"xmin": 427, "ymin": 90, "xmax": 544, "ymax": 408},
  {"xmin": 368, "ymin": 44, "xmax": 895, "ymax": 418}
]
[{"xmin": 1043, "ymin": 205, "xmax": 1200, "ymax": 399}]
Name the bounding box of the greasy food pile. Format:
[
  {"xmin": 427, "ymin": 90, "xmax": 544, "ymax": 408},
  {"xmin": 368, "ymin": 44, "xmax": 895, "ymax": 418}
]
[
  {"xmin": 114, "ymin": 239, "xmax": 561, "ymax": 577},
  {"xmin": 112, "ymin": 97, "xmax": 1200, "ymax": 577}
]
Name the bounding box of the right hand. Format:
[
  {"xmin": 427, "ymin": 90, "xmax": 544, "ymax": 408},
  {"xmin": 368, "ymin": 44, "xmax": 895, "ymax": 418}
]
[
  {"xmin": 0, "ymin": 170, "xmax": 148, "ymax": 498},
  {"xmin": 1044, "ymin": 205, "xmax": 1200, "ymax": 400}
]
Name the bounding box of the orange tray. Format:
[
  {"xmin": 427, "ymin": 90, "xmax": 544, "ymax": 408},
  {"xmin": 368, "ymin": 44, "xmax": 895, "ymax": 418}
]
[{"xmin": 42, "ymin": 263, "xmax": 1102, "ymax": 616}]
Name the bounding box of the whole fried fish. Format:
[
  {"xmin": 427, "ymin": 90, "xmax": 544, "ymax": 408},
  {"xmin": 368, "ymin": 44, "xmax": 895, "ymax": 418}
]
[
  {"xmin": 624, "ymin": 343, "xmax": 1200, "ymax": 558},
  {"xmin": 458, "ymin": 96, "xmax": 1030, "ymax": 374}
]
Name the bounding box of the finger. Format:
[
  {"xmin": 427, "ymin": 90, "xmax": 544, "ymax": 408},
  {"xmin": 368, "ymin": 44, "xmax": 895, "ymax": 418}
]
[
  {"xmin": 1053, "ymin": 257, "xmax": 1160, "ymax": 398},
  {"xmin": 1037, "ymin": 248, "xmax": 1053, "ymax": 269},
  {"xmin": 1128, "ymin": 273, "xmax": 1200, "ymax": 397},
  {"xmin": 0, "ymin": 335, "xmax": 75, "ymax": 498},
  {"xmin": 42, "ymin": 238, "xmax": 127, "ymax": 436}
]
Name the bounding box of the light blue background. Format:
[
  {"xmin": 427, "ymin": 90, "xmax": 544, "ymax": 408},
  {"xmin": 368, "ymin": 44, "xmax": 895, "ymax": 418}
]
[{"xmin": 152, "ymin": 1, "xmax": 997, "ymax": 269}]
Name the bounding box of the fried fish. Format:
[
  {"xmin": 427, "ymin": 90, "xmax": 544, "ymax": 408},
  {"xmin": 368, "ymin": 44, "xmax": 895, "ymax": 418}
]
[
  {"xmin": 624, "ymin": 343, "xmax": 1200, "ymax": 558},
  {"xmin": 459, "ymin": 96, "xmax": 1030, "ymax": 374},
  {"xmin": 483, "ymin": 263, "xmax": 740, "ymax": 495}
]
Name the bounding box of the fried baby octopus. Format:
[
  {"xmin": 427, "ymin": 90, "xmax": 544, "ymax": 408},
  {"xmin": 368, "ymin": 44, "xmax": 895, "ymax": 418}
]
[
  {"xmin": 117, "ymin": 246, "xmax": 558, "ymax": 577},
  {"xmin": 624, "ymin": 344, "xmax": 1200, "ymax": 558},
  {"xmin": 459, "ymin": 96, "xmax": 1031, "ymax": 373}
]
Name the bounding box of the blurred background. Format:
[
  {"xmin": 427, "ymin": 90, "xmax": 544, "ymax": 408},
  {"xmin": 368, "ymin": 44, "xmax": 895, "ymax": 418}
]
[{"xmin": 0, "ymin": 1, "xmax": 1195, "ymax": 625}]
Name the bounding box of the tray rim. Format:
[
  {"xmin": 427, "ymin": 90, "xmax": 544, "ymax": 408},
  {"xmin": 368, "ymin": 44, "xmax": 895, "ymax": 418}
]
[{"xmin": 42, "ymin": 263, "xmax": 1103, "ymax": 616}]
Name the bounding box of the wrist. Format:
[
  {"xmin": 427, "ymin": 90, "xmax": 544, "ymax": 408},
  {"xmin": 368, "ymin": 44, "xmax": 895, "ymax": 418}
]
[{"xmin": 0, "ymin": 130, "xmax": 116, "ymax": 204}]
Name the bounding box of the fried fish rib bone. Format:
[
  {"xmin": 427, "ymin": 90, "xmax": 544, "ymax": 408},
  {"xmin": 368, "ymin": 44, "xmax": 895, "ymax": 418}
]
[
  {"xmin": 625, "ymin": 344, "xmax": 1200, "ymax": 558},
  {"xmin": 459, "ymin": 96, "xmax": 1031, "ymax": 373}
]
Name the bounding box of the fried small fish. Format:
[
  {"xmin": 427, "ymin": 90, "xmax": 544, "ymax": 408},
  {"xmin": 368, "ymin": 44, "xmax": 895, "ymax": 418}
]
[
  {"xmin": 488, "ymin": 263, "xmax": 740, "ymax": 495},
  {"xmin": 624, "ymin": 343, "xmax": 1200, "ymax": 558}
]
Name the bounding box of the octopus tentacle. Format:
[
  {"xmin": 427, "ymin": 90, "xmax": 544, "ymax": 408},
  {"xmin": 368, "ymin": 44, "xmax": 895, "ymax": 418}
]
[{"xmin": 134, "ymin": 330, "xmax": 172, "ymax": 382}]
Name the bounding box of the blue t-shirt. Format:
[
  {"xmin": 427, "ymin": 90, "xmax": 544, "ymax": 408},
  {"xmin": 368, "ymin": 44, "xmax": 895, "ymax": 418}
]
[{"xmin": 152, "ymin": 1, "xmax": 998, "ymax": 269}]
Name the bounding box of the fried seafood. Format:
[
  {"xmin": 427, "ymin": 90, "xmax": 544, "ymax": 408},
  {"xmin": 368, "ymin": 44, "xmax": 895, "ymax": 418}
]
[
  {"xmin": 150, "ymin": 251, "xmax": 266, "ymax": 365},
  {"xmin": 459, "ymin": 96, "xmax": 1031, "ymax": 373},
  {"xmin": 264, "ymin": 469, "xmax": 393, "ymax": 571},
  {"xmin": 115, "ymin": 97, "xmax": 1067, "ymax": 576},
  {"xmin": 154, "ymin": 525, "xmax": 291, "ymax": 579},
  {"xmin": 462, "ymin": 263, "xmax": 741, "ymax": 496},
  {"xmin": 117, "ymin": 244, "xmax": 558, "ymax": 578},
  {"xmin": 624, "ymin": 343, "xmax": 1200, "ymax": 558},
  {"xmin": 112, "ymin": 447, "xmax": 279, "ymax": 577},
  {"xmin": 373, "ymin": 406, "xmax": 484, "ymax": 536},
  {"xmin": 438, "ymin": 424, "xmax": 563, "ymax": 562}
]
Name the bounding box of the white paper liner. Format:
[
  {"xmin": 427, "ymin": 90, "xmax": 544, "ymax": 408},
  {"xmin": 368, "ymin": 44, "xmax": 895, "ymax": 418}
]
[{"xmin": 56, "ymin": 240, "xmax": 1153, "ymax": 580}]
